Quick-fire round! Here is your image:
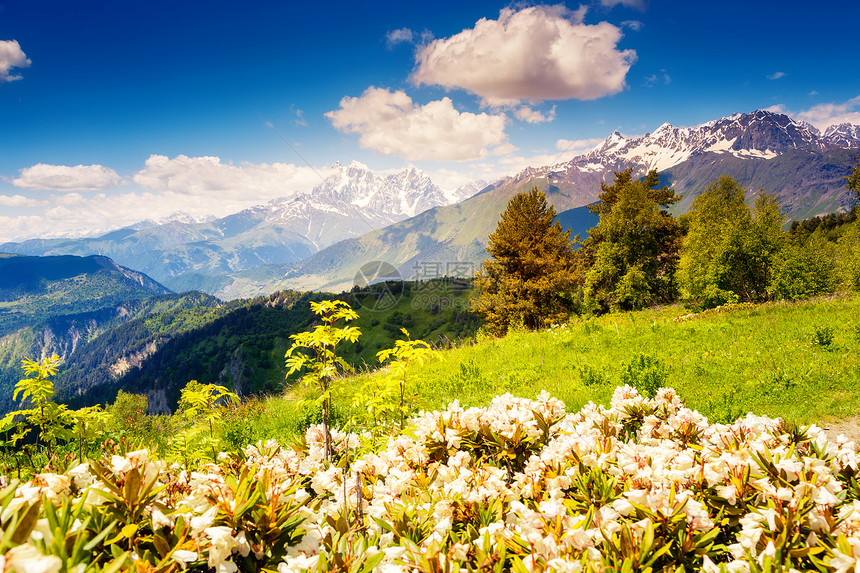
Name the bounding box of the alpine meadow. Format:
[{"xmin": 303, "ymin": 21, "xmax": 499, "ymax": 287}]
[{"xmin": 3, "ymin": 1, "xmax": 860, "ymax": 571}]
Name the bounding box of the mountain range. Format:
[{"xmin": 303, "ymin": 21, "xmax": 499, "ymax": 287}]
[
  {"xmin": 0, "ymin": 162, "xmax": 484, "ymax": 293},
  {"xmin": 2, "ymin": 110, "xmax": 858, "ymax": 298}
]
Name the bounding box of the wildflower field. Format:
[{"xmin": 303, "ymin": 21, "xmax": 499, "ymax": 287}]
[
  {"xmin": 3, "ymin": 385, "xmax": 860, "ymax": 572},
  {"xmin": 2, "ymin": 295, "xmax": 860, "ymax": 572}
]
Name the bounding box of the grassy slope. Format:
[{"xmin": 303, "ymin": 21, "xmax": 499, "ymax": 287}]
[{"xmin": 249, "ymin": 294, "xmax": 860, "ymax": 443}]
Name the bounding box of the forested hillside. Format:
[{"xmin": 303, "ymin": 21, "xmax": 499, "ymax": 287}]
[
  {"xmin": 61, "ymin": 279, "xmax": 481, "ymax": 412},
  {"xmin": 0, "ymin": 253, "xmax": 171, "ymax": 336}
]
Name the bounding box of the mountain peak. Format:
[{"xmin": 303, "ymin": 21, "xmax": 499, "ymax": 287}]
[{"xmin": 347, "ymin": 159, "xmax": 369, "ymax": 170}]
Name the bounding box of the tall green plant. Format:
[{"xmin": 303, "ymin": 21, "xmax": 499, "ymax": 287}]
[
  {"xmin": 0, "ymin": 356, "xmax": 74, "ymax": 470},
  {"xmin": 472, "ymin": 187, "xmax": 579, "ymax": 334},
  {"xmin": 678, "ymin": 177, "xmax": 785, "ymax": 307},
  {"xmin": 172, "ymin": 380, "xmax": 239, "ymax": 465},
  {"xmin": 375, "ymin": 328, "xmax": 439, "ymax": 430},
  {"xmin": 286, "ymin": 300, "xmax": 361, "ymax": 462}
]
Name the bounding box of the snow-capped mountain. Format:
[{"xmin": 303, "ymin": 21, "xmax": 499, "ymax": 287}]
[
  {"xmin": 219, "ymin": 161, "xmax": 482, "ymax": 250},
  {"xmin": 129, "ymin": 211, "xmax": 217, "ymax": 230},
  {"xmin": 823, "ymin": 123, "xmax": 860, "ymax": 148},
  {"xmin": 498, "ymin": 111, "xmax": 857, "ymax": 189}
]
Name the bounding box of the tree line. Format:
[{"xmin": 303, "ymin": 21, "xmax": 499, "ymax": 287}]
[{"xmin": 474, "ymin": 159, "xmax": 860, "ymax": 334}]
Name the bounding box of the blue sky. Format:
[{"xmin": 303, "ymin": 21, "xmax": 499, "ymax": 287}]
[{"xmin": 1, "ymin": 0, "xmax": 859, "ymax": 241}]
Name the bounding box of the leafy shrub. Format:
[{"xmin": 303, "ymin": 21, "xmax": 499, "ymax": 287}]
[
  {"xmin": 837, "ymin": 223, "xmax": 860, "ymax": 290},
  {"xmin": 445, "ymin": 358, "xmax": 484, "ymax": 396},
  {"xmin": 619, "ymin": 353, "xmax": 667, "ymax": 398},
  {"xmin": 768, "ymin": 237, "xmax": 837, "ymax": 300},
  {"xmin": 6, "ymin": 387, "xmax": 860, "ymax": 572},
  {"xmin": 578, "ymin": 363, "xmax": 607, "ymax": 387},
  {"xmin": 811, "ymin": 324, "xmax": 835, "ymax": 348}
]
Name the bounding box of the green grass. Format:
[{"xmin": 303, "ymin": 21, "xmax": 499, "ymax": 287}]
[{"xmin": 259, "ymin": 293, "xmax": 860, "ymax": 440}]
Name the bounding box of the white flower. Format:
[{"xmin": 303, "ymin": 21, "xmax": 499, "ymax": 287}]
[
  {"xmin": 5, "ymin": 544, "xmax": 62, "ymax": 573},
  {"xmin": 171, "ymin": 550, "xmax": 199, "ymax": 569},
  {"xmin": 204, "ymin": 526, "xmax": 236, "ymax": 570}
]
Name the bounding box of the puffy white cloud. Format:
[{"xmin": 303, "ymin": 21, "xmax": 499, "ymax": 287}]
[
  {"xmin": 12, "ymin": 164, "xmax": 120, "ymax": 192},
  {"xmin": 411, "ymin": 5, "xmax": 636, "ymax": 105},
  {"xmin": 0, "ymin": 194, "xmax": 47, "ymax": 208},
  {"xmin": 621, "ymin": 20, "xmax": 643, "ymax": 31},
  {"xmin": 326, "ymin": 87, "xmax": 511, "ymax": 161},
  {"xmin": 796, "ymin": 95, "xmax": 860, "ymax": 131},
  {"xmin": 767, "ymin": 71, "xmax": 786, "ymax": 80},
  {"xmin": 514, "ymin": 105, "xmax": 556, "ymax": 124},
  {"xmin": 0, "ymin": 40, "xmax": 30, "ymax": 83},
  {"xmin": 132, "ymin": 154, "xmax": 328, "ymax": 199},
  {"xmin": 0, "ymin": 189, "xmax": 270, "ymax": 243}
]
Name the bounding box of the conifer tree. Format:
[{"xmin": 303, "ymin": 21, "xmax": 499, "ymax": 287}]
[{"xmin": 473, "ymin": 187, "xmax": 578, "ymax": 334}]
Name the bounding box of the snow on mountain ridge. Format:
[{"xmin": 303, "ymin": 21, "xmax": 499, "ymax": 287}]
[{"xmin": 563, "ymin": 110, "xmax": 857, "ymax": 176}]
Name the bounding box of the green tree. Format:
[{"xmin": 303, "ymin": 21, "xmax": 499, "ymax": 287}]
[
  {"xmin": 836, "ymin": 222, "xmax": 860, "ymax": 291},
  {"xmin": 286, "ymin": 300, "xmax": 361, "ymax": 462},
  {"xmin": 678, "ymin": 177, "xmax": 785, "ymax": 307},
  {"xmin": 472, "ymin": 187, "xmax": 579, "ymax": 334},
  {"xmin": 768, "ymin": 235, "xmax": 837, "ymax": 300},
  {"xmin": 583, "ymin": 169, "xmax": 681, "ymax": 312},
  {"xmin": 847, "ymin": 153, "xmax": 860, "ymax": 208}
]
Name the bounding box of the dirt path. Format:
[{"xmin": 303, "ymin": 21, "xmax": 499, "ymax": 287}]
[{"xmin": 821, "ymin": 416, "xmax": 860, "ymax": 445}]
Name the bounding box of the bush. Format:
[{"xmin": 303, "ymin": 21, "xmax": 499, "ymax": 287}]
[
  {"xmin": 619, "ymin": 353, "xmax": 667, "ymax": 398},
  {"xmin": 769, "ymin": 237, "xmax": 837, "ymax": 300},
  {"xmin": 837, "ymin": 223, "xmax": 860, "ymax": 291},
  {"xmin": 811, "ymin": 325, "xmax": 835, "ymax": 348}
]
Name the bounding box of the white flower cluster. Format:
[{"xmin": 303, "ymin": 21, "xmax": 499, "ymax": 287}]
[{"xmin": 2, "ymin": 386, "xmax": 860, "ymax": 572}]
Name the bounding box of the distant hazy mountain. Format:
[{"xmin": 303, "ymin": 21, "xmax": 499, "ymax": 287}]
[
  {"xmin": 201, "ymin": 110, "xmax": 859, "ymax": 298},
  {"xmin": 0, "ymin": 162, "xmax": 483, "ymax": 291}
]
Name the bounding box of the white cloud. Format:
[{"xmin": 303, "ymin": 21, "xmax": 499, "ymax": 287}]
[
  {"xmin": 763, "ymin": 104, "xmax": 789, "ymax": 114},
  {"xmin": 411, "ymin": 5, "xmax": 636, "ymax": 106},
  {"xmin": 601, "ymin": 0, "xmax": 646, "ymax": 9},
  {"xmin": 0, "ymin": 194, "xmax": 47, "ymax": 208},
  {"xmin": 386, "ymin": 28, "xmax": 414, "ymax": 48},
  {"xmin": 0, "ymin": 40, "xmax": 30, "ymax": 83},
  {"xmin": 326, "ymin": 87, "xmax": 511, "ymax": 161},
  {"xmin": 514, "ymin": 105, "xmax": 556, "ymax": 124},
  {"xmin": 644, "ymin": 70, "xmax": 671, "ymax": 87},
  {"xmin": 12, "ymin": 164, "xmax": 120, "ymax": 192},
  {"xmin": 132, "ymin": 154, "xmax": 328, "ymax": 199},
  {"xmin": 767, "ymin": 71, "xmax": 786, "ymax": 80},
  {"xmin": 621, "ymin": 20, "xmax": 643, "ymax": 31},
  {"xmin": 796, "ymin": 95, "xmax": 860, "ymax": 130},
  {"xmin": 0, "ymin": 156, "xmax": 348, "ymax": 242}
]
